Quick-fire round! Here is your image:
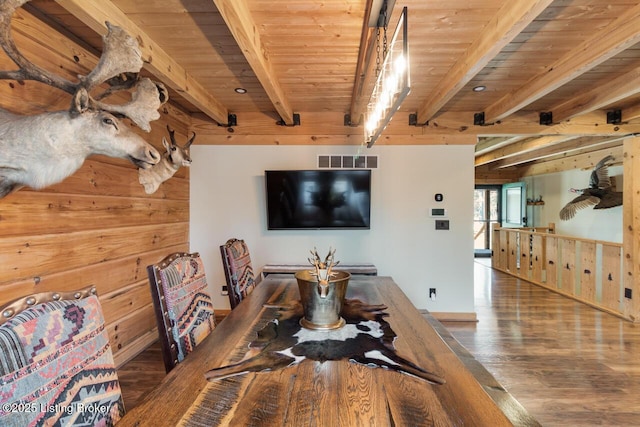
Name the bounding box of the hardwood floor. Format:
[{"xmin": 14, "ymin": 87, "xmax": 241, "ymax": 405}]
[
  {"xmin": 117, "ymin": 312, "xmax": 228, "ymax": 411},
  {"xmin": 442, "ymin": 259, "xmax": 640, "ymax": 426},
  {"xmin": 118, "ymin": 263, "xmax": 640, "ymax": 425},
  {"xmin": 117, "ymin": 341, "xmax": 166, "ymax": 411}
]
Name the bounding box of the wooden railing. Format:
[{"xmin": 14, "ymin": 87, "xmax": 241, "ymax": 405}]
[{"xmin": 492, "ymin": 224, "xmax": 625, "ymax": 319}]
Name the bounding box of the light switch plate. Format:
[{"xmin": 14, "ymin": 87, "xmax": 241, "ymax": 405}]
[
  {"xmin": 435, "ymin": 220, "xmax": 450, "ymax": 230},
  {"xmin": 430, "ymin": 208, "xmax": 447, "ymax": 217}
]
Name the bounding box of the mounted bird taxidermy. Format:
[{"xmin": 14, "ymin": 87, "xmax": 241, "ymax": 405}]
[
  {"xmin": 138, "ymin": 126, "xmax": 195, "ymax": 194},
  {"xmin": 559, "ymin": 155, "xmax": 623, "ymax": 221},
  {"xmin": 0, "ymin": 0, "xmax": 168, "ymax": 199}
]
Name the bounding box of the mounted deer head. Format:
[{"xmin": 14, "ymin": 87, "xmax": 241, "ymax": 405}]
[
  {"xmin": 0, "ymin": 0, "xmax": 168, "ymax": 198},
  {"xmin": 138, "ymin": 125, "xmax": 195, "ymax": 194}
]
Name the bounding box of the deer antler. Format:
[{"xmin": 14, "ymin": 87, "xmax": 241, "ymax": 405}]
[
  {"xmin": 92, "ymin": 78, "xmax": 168, "ymax": 131},
  {"xmin": 79, "ymin": 22, "xmax": 143, "ymax": 91},
  {"xmin": 324, "ymin": 247, "xmax": 337, "ymax": 267},
  {"xmin": 0, "ymin": 0, "xmax": 76, "ymax": 93},
  {"xmin": 308, "ymin": 247, "xmax": 339, "ymax": 281},
  {"xmin": 0, "ymin": 1, "xmax": 167, "ymax": 131},
  {"xmin": 184, "ymin": 130, "xmax": 196, "ymax": 149}
]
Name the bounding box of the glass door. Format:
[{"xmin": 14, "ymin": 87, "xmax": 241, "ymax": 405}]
[
  {"xmin": 474, "ymin": 186, "xmax": 500, "ymax": 257},
  {"xmin": 501, "ymin": 182, "xmax": 527, "ymax": 228}
]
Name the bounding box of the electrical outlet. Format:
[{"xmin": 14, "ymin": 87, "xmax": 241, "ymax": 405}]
[
  {"xmin": 429, "ymin": 288, "xmax": 436, "ymax": 301},
  {"xmin": 221, "ymin": 285, "xmax": 228, "ymax": 296}
]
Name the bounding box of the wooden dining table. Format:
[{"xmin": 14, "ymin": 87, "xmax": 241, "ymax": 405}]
[{"xmin": 119, "ymin": 274, "xmax": 539, "ymax": 426}]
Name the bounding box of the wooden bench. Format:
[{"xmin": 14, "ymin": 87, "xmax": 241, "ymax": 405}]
[{"xmin": 262, "ymin": 263, "xmax": 377, "ymax": 277}]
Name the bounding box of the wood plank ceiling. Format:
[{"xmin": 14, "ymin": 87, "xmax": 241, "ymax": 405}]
[{"xmin": 21, "ymin": 0, "xmax": 640, "ymax": 179}]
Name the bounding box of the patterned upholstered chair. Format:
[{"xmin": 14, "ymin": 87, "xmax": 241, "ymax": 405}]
[
  {"xmin": 220, "ymin": 238, "xmax": 259, "ymax": 309},
  {"xmin": 0, "ymin": 286, "xmax": 125, "ymax": 427},
  {"xmin": 147, "ymin": 252, "xmax": 216, "ymax": 373}
]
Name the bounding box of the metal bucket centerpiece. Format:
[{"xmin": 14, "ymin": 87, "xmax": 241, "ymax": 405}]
[{"xmin": 296, "ymin": 248, "xmax": 350, "ymax": 330}]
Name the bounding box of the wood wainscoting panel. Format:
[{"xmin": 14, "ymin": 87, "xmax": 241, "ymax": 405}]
[
  {"xmin": 545, "ymin": 236, "xmax": 559, "ymax": 289},
  {"xmin": 0, "ymin": 10, "xmax": 191, "ymax": 367},
  {"xmin": 491, "ymin": 225, "xmax": 505, "ymax": 270},
  {"xmin": 499, "ymin": 228, "xmax": 508, "ymax": 269},
  {"xmin": 507, "ymin": 231, "xmax": 519, "ymax": 273},
  {"xmin": 560, "ymin": 238, "xmax": 576, "ymax": 295},
  {"xmin": 519, "ymin": 231, "xmax": 531, "ymax": 281},
  {"xmin": 531, "ymin": 234, "xmax": 545, "ymax": 284},
  {"xmin": 601, "ymin": 244, "xmax": 622, "ymax": 313},
  {"xmin": 580, "ymin": 241, "xmax": 597, "ymax": 303}
]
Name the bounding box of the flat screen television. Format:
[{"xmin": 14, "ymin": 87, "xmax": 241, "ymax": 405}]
[{"xmin": 265, "ymin": 170, "xmax": 371, "ymax": 230}]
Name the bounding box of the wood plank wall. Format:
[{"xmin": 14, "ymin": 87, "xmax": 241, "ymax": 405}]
[{"xmin": 0, "ymin": 9, "xmax": 191, "ymax": 366}]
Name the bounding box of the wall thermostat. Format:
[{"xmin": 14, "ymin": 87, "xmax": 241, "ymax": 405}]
[{"xmin": 435, "ymin": 193, "xmax": 443, "ymax": 202}]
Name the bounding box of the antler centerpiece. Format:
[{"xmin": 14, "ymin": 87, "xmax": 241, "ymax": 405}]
[
  {"xmin": 0, "ymin": 0, "xmax": 168, "ymax": 198},
  {"xmin": 295, "ymin": 247, "xmax": 350, "ymax": 330},
  {"xmin": 308, "ymin": 246, "xmax": 340, "ymax": 293}
]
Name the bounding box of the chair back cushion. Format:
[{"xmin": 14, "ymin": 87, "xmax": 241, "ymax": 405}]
[
  {"xmin": 148, "ymin": 252, "xmax": 215, "ymax": 371},
  {"xmin": 220, "ymin": 238, "xmax": 257, "ymax": 309},
  {"xmin": 0, "ymin": 287, "xmax": 124, "ymax": 426}
]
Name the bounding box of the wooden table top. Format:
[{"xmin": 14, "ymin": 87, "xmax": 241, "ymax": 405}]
[{"xmin": 119, "ymin": 275, "xmax": 538, "ymax": 426}]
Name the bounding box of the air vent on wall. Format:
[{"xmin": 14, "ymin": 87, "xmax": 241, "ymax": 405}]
[{"xmin": 318, "ymin": 155, "xmax": 378, "ymax": 169}]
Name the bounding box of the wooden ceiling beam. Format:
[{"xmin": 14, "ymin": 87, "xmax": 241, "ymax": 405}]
[
  {"xmin": 482, "ymin": 3, "xmax": 640, "ymax": 124},
  {"xmin": 623, "ymin": 102, "xmax": 640, "ymax": 122},
  {"xmin": 187, "ymin": 110, "xmax": 640, "ymax": 138},
  {"xmin": 348, "ymin": 0, "xmax": 376, "ymax": 126},
  {"xmin": 475, "ymin": 164, "xmax": 520, "ymax": 185},
  {"xmin": 422, "ymin": 111, "xmax": 640, "ymax": 136},
  {"xmin": 474, "ymin": 136, "xmax": 527, "ymax": 156},
  {"xmin": 492, "ymin": 136, "xmax": 624, "ymax": 169},
  {"xmin": 415, "ymin": 0, "xmax": 553, "ymax": 125},
  {"xmin": 518, "ymin": 145, "xmax": 624, "ymax": 177},
  {"xmin": 55, "ymin": 0, "xmax": 230, "ymax": 125},
  {"xmin": 213, "ymin": 0, "xmax": 295, "ymax": 125},
  {"xmin": 551, "ymin": 66, "xmax": 640, "ymax": 123},
  {"xmin": 475, "ymin": 135, "xmax": 577, "ymax": 166}
]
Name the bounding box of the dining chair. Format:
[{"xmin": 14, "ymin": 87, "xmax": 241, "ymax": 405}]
[
  {"xmin": 0, "ymin": 286, "xmax": 125, "ymax": 426},
  {"xmin": 147, "ymin": 251, "xmax": 216, "ymax": 373},
  {"xmin": 220, "ymin": 238, "xmax": 259, "ymax": 309}
]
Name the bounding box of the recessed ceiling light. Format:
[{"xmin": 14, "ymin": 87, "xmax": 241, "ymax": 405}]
[
  {"xmin": 473, "ymin": 85, "xmax": 486, "ymax": 92},
  {"xmin": 234, "ymin": 87, "xmax": 247, "ymax": 94}
]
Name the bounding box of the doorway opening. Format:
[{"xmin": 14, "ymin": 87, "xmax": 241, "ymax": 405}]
[{"xmin": 474, "ymin": 186, "xmax": 501, "ymax": 257}]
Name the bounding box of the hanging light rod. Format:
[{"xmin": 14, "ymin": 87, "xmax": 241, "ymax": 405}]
[
  {"xmin": 346, "ymin": 0, "xmax": 394, "ymax": 127},
  {"xmin": 369, "ymin": 0, "xmax": 396, "ymax": 27},
  {"xmin": 364, "ymin": 6, "xmax": 410, "ymax": 148}
]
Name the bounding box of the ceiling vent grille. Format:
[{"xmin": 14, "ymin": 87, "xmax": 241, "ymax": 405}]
[{"xmin": 318, "ymin": 155, "xmax": 378, "ymax": 169}]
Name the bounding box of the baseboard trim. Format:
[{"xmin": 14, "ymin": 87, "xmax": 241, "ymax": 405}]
[
  {"xmin": 114, "ymin": 329, "xmax": 159, "ymax": 368},
  {"xmin": 420, "ymin": 311, "xmax": 478, "ymax": 322}
]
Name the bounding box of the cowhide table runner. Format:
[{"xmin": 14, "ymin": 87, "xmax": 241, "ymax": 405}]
[{"xmin": 205, "ymin": 299, "xmax": 445, "ymax": 385}]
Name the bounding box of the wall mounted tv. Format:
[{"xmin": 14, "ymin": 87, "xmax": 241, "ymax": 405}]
[{"xmin": 265, "ymin": 170, "xmax": 371, "ymax": 230}]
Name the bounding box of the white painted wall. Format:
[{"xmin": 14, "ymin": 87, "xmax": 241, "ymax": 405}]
[
  {"xmin": 190, "ymin": 144, "xmax": 475, "ymax": 314},
  {"xmin": 523, "ymin": 165, "xmax": 623, "ymax": 242}
]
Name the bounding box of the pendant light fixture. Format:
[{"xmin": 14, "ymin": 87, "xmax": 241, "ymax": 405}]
[{"xmin": 364, "ymin": 4, "xmax": 410, "ymax": 148}]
